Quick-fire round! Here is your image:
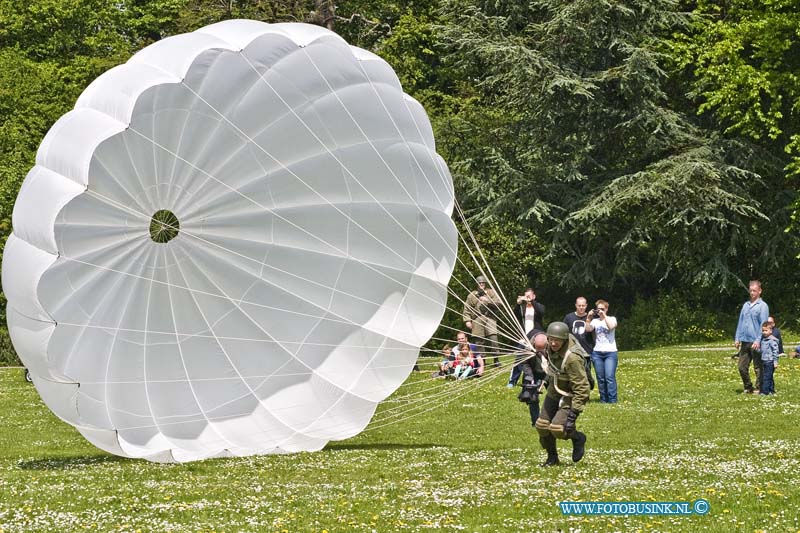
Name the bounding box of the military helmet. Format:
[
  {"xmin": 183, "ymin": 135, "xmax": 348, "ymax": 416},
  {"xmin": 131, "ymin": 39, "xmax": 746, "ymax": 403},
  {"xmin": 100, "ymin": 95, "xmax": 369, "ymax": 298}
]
[
  {"xmin": 475, "ymin": 275, "xmax": 487, "ymax": 284},
  {"xmin": 546, "ymin": 321, "xmax": 569, "ymax": 340}
]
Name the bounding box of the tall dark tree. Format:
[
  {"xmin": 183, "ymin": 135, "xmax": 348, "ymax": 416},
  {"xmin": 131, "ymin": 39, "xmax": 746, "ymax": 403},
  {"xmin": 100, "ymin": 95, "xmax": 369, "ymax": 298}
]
[{"xmin": 435, "ymin": 0, "xmax": 791, "ymax": 291}]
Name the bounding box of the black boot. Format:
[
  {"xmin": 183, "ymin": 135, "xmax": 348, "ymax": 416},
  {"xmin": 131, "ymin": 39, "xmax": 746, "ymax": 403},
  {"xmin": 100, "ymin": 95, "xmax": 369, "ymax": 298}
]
[
  {"xmin": 539, "ymin": 434, "xmax": 559, "ymax": 466},
  {"xmin": 571, "ymin": 431, "xmax": 586, "ymax": 463},
  {"xmin": 518, "ymin": 387, "xmax": 533, "ymax": 403},
  {"xmin": 542, "ymin": 451, "xmax": 559, "ymax": 467}
]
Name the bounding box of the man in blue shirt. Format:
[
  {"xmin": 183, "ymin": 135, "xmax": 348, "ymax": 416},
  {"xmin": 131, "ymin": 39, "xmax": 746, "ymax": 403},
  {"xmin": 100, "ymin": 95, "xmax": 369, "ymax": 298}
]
[{"xmin": 734, "ymin": 280, "xmax": 770, "ymax": 394}]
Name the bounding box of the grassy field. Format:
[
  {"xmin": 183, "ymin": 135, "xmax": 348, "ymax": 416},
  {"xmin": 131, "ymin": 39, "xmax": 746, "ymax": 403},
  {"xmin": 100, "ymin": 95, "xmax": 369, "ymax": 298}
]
[{"xmin": 2, "ymin": 344, "xmax": 800, "ymax": 532}]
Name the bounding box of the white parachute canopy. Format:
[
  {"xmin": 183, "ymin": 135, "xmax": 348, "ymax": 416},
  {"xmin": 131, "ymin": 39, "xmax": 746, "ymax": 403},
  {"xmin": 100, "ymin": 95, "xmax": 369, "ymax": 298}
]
[{"xmin": 2, "ymin": 20, "xmax": 456, "ymax": 462}]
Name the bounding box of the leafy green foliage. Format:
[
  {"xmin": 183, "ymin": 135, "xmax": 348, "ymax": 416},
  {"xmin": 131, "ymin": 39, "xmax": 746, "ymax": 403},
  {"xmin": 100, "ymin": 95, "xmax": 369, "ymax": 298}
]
[
  {"xmin": 0, "ymin": 327, "xmax": 20, "ymax": 366},
  {"xmin": 622, "ymin": 292, "xmax": 731, "ymax": 349},
  {"xmin": 668, "ymin": 0, "xmax": 800, "ymax": 237},
  {"xmin": 434, "ymin": 0, "xmax": 794, "ymax": 291},
  {"xmin": 671, "ymin": 0, "xmax": 799, "ymax": 152},
  {"xmin": 168, "ymin": 0, "xmax": 315, "ymax": 33}
]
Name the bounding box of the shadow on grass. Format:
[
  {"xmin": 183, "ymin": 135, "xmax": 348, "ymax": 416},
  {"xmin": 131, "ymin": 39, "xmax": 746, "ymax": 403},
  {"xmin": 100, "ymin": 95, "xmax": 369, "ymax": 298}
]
[
  {"xmin": 324, "ymin": 442, "xmax": 441, "ymax": 452},
  {"xmin": 17, "ymin": 454, "xmax": 125, "ymax": 470}
]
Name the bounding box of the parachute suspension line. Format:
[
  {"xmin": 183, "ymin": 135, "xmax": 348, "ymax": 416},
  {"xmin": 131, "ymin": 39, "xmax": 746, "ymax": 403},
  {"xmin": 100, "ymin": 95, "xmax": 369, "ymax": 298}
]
[
  {"xmin": 452, "ymin": 199, "xmax": 530, "ymax": 348},
  {"xmin": 344, "ymin": 46, "xmax": 535, "ymax": 365},
  {"xmin": 295, "ymin": 53, "xmax": 537, "ymax": 423},
  {"xmin": 362, "ymin": 218, "xmax": 541, "ymax": 420},
  {"xmin": 370, "ymin": 352, "xmax": 532, "ymax": 416},
  {"xmin": 364, "ymin": 352, "xmax": 537, "ymax": 432}
]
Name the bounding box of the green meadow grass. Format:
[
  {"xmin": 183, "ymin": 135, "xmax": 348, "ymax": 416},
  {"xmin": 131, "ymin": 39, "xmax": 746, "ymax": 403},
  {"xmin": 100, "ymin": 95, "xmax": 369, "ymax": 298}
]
[{"xmin": 2, "ymin": 345, "xmax": 800, "ymax": 532}]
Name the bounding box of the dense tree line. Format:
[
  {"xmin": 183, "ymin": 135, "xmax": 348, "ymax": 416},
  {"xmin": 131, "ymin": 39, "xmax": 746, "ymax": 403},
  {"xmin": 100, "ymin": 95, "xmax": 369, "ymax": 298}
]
[{"xmin": 0, "ymin": 0, "xmax": 798, "ymax": 361}]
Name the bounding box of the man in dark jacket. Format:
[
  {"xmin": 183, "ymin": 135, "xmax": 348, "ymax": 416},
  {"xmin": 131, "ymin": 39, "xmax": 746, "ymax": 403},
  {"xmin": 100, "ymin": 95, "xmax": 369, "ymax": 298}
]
[
  {"xmin": 517, "ymin": 332, "xmax": 548, "ymax": 423},
  {"xmin": 514, "ymin": 288, "xmax": 545, "ymax": 333}
]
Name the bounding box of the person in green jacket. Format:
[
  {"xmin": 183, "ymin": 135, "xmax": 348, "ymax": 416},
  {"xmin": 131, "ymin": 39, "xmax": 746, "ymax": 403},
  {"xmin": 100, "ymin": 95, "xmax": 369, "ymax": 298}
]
[
  {"xmin": 463, "ymin": 275, "xmax": 503, "ymax": 367},
  {"xmin": 534, "ymin": 321, "xmax": 590, "ymax": 466}
]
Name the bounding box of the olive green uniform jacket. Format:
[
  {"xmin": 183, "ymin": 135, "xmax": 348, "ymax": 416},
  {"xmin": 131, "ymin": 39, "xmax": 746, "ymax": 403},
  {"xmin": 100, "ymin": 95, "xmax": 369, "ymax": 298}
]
[
  {"xmin": 462, "ymin": 288, "xmax": 502, "ymax": 337},
  {"xmin": 544, "ymin": 335, "xmax": 590, "ymax": 413}
]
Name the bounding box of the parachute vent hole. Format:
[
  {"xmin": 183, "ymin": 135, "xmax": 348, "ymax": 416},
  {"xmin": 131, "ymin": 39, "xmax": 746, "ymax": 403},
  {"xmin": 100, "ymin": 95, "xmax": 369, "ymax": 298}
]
[{"xmin": 149, "ymin": 209, "xmax": 180, "ymax": 243}]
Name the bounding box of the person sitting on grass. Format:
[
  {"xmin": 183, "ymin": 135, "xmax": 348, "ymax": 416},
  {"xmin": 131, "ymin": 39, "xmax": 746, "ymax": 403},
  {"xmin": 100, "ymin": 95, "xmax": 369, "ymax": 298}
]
[
  {"xmin": 450, "ymin": 332, "xmax": 484, "ymax": 377},
  {"xmin": 453, "ymin": 345, "xmax": 482, "ymax": 380},
  {"xmin": 435, "ymin": 345, "xmax": 456, "ymax": 377},
  {"xmin": 759, "ymin": 321, "xmax": 779, "ymax": 395},
  {"xmin": 451, "ymin": 332, "xmax": 479, "ymax": 360}
]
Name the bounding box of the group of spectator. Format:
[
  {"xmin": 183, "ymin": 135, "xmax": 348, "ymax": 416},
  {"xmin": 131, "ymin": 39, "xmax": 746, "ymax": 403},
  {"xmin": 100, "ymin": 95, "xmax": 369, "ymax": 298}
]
[
  {"xmin": 438, "ymin": 277, "xmax": 620, "ymax": 405},
  {"xmin": 512, "ymin": 294, "xmax": 619, "ymax": 404},
  {"xmin": 442, "ymin": 276, "xmax": 800, "ymax": 401},
  {"xmin": 437, "ymin": 331, "xmax": 485, "ymax": 380},
  {"xmin": 429, "ymin": 276, "xmax": 796, "ymax": 466}
]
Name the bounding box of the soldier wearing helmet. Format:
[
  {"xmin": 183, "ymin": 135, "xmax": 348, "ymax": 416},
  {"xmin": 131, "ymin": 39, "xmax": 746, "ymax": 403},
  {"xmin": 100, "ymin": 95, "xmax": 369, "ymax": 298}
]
[
  {"xmin": 534, "ymin": 321, "xmax": 590, "ymax": 466},
  {"xmin": 463, "ymin": 275, "xmax": 503, "ymax": 367}
]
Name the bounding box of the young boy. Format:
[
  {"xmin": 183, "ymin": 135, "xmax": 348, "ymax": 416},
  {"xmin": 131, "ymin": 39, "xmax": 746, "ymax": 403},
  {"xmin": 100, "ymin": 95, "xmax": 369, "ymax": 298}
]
[
  {"xmin": 759, "ymin": 321, "xmax": 779, "ymax": 395},
  {"xmin": 435, "ymin": 345, "xmax": 456, "ymax": 378}
]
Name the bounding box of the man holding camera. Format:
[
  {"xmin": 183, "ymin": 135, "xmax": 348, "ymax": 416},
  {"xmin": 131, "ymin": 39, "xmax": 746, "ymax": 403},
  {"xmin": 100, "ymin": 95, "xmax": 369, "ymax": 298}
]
[
  {"xmin": 463, "ymin": 275, "xmax": 503, "ymax": 367},
  {"xmin": 508, "ymin": 288, "xmax": 545, "ymax": 387}
]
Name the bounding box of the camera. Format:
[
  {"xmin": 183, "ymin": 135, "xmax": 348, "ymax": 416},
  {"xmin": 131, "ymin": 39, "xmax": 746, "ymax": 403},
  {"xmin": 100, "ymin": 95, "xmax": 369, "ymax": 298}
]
[
  {"xmin": 591, "ymin": 308, "xmax": 603, "ymax": 317},
  {"xmin": 476, "ymin": 289, "xmax": 486, "ymax": 297}
]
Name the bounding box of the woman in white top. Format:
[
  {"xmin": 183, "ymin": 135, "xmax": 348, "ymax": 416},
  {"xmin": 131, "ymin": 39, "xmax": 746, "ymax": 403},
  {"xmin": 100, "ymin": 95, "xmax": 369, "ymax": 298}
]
[{"xmin": 584, "ymin": 299, "xmax": 618, "ymax": 403}]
